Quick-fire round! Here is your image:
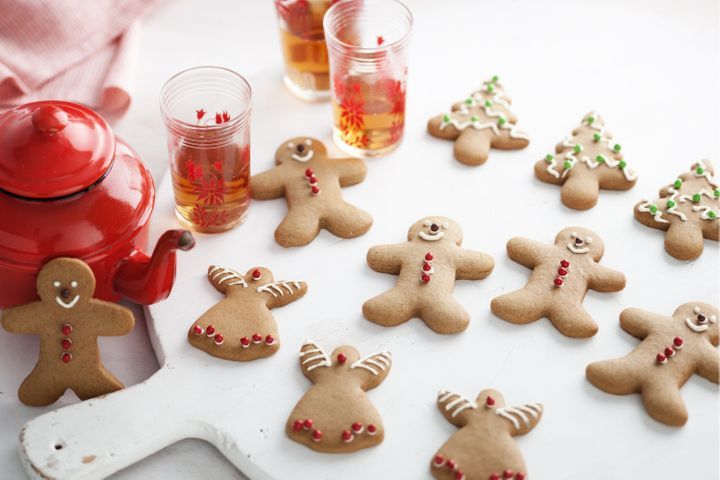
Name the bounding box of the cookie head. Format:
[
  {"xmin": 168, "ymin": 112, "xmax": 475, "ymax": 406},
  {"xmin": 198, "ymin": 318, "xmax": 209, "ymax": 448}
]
[
  {"xmin": 275, "ymin": 137, "xmax": 326, "ymax": 165},
  {"xmin": 676, "ymin": 302, "xmax": 718, "ymax": 344},
  {"xmin": 556, "ymin": 227, "xmax": 604, "ymax": 261},
  {"xmin": 246, "ymin": 267, "xmax": 274, "ymax": 285},
  {"xmin": 408, "ymin": 217, "xmax": 463, "ymax": 245},
  {"xmin": 36, "ymin": 258, "xmax": 95, "ymax": 309},
  {"xmin": 330, "ymin": 345, "xmax": 360, "ymax": 368}
]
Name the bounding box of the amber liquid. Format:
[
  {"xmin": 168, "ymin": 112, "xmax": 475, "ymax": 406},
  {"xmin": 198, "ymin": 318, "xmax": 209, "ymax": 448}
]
[{"xmin": 170, "ymin": 142, "xmax": 250, "ymax": 234}]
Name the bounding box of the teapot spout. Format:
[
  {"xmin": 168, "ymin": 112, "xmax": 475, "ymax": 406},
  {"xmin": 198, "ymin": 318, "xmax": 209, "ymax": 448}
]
[{"xmin": 113, "ymin": 230, "xmax": 195, "ymax": 304}]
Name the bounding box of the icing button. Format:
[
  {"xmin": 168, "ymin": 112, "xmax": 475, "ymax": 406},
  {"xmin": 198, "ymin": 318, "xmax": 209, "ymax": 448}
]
[
  {"xmin": 251, "ymin": 269, "xmax": 262, "ymax": 280},
  {"xmin": 560, "ymin": 259, "xmax": 570, "ymax": 268},
  {"xmin": 292, "ymin": 420, "xmax": 303, "ymax": 431},
  {"xmin": 206, "ymin": 325, "xmax": 216, "ymax": 337},
  {"xmin": 554, "ymin": 277, "xmax": 564, "ymax": 287},
  {"xmin": 656, "ymin": 353, "xmax": 667, "ymax": 364},
  {"xmin": 61, "ymin": 323, "xmax": 73, "ymax": 335},
  {"xmin": 214, "ymin": 334, "xmax": 224, "ymax": 345},
  {"xmin": 303, "ymin": 419, "xmax": 313, "ymax": 430},
  {"xmin": 61, "ymin": 352, "xmax": 72, "ymax": 363},
  {"xmin": 366, "ymin": 424, "xmax": 377, "ymax": 435},
  {"xmin": 240, "ymin": 336, "xmax": 250, "ymax": 347},
  {"xmin": 252, "ymin": 333, "xmax": 262, "ymax": 343},
  {"xmin": 503, "ymin": 470, "xmax": 514, "ymax": 479},
  {"xmin": 351, "ymin": 422, "xmax": 363, "ymax": 433},
  {"xmin": 489, "ymin": 474, "xmax": 501, "ymax": 480},
  {"xmin": 193, "ymin": 325, "xmax": 204, "ymax": 336},
  {"xmin": 664, "ymin": 346, "xmax": 674, "ymax": 357},
  {"xmin": 341, "ymin": 430, "xmax": 354, "ymax": 443},
  {"xmin": 337, "ymin": 353, "xmax": 347, "ymax": 364},
  {"xmin": 311, "ymin": 429, "xmax": 322, "ymax": 442},
  {"xmin": 485, "ymin": 395, "xmax": 495, "ymax": 407},
  {"xmin": 425, "ymin": 252, "xmax": 433, "ymax": 261},
  {"xmin": 433, "ymin": 454, "xmax": 445, "ymax": 467},
  {"xmin": 61, "ymin": 338, "xmax": 72, "ymax": 349},
  {"xmin": 673, "ymin": 337, "xmax": 683, "ymax": 349}
]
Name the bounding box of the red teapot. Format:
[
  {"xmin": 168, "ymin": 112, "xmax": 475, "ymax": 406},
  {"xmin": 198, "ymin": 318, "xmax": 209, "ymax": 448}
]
[{"xmin": 0, "ymin": 101, "xmax": 194, "ymax": 308}]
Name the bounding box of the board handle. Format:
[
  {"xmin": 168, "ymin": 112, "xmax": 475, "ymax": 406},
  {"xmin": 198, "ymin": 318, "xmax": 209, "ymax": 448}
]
[{"xmin": 19, "ymin": 367, "xmax": 195, "ymax": 480}]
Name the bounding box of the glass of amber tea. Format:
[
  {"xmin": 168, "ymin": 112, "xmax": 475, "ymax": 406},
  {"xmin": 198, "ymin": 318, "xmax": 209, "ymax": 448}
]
[
  {"xmin": 274, "ymin": 0, "xmax": 334, "ymax": 101},
  {"xmin": 324, "ymin": 0, "xmax": 412, "ymax": 157},
  {"xmin": 160, "ymin": 66, "xmax": 252, "ymax": 234}
]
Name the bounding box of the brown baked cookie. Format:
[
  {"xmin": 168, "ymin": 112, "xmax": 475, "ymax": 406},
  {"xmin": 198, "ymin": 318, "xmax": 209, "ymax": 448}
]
[
  {"xmin": 286, "ymin": 341, "xmax": 391, "ymax": 453},
  {"xmin": 427, "ymin": 76, "xmax": 530, "ymax": 166},
  {"xmin": 1, "ymin": 258, "xmax": 134, "ymax": 406},
  {"xmin": 634, "ymin": 160, "xmax": 719, "ymax": 260},
  {"xmin": 363, "ymin": 216, "xmax": 494, "ymax": 334},
  {"xmin": 586, "ymin": 302, "xmax": 719, "ymax": 427},
  {"xmin": 534, "ymin": 112, "xmax": 638, "ymax": 210},
  {"xmin": 188, "ymin": 265, "xmax": 307, "ymax": 361},
  {"xmin": 432, "ymin": 388, "xmax": 542, "ymax": 480},
  {"xmin": 491, "ymin": 227, "xmax": 626, "ymax": 338},
  {"xmin": 251, "ymin": 137, "xmax": 373, "ymax": 247}
]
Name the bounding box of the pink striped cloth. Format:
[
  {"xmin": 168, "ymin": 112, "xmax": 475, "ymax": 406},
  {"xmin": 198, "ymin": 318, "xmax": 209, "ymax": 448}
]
[{"xmin": 0, "ymin": 0, "xmax": 162, "ymax": 122}]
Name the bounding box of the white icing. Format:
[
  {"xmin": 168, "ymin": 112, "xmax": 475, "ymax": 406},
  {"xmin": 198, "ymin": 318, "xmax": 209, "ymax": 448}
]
[
  {"xmin": 419, "ymin": 231, "xmax": 444, "ymax": 242},
  {"xmin": 291, "ymin": 149, "xmax": 314, "ymax": 162},
  {"xmin": 503, "ymin": 407, "xmax": 530, "ymax": 426},
  {"xmin": 209, "ymin": 266, "xmax": 248, "ymax": 287},
  {"xmin": 304, "ymin": 138, "xmax": 312, "ymax": 146},
  {"xmin": 55, "ymin": 295, "xmax": 80, "ymax": 309},
  {"xmin": 70, "ymin": 281, "xmax": 78, "ymax": 288},
  {"xmin": 694, "ymin": 306, "xmax": 701, "ymax": 313},
  {"xmin": 496, "ymin": 408, "xmax": 520, "ymax": 429},
  {"xmin": 495, "ymin": 403, "xmax": 542, "ymax": 429},
  {"xmin": 53, "ymin": 281, "xmax": 60, "ymax": 287},
  {"xmin": 423, "ymin": 220, "xmax": 431, "ymax": 227},
  {"xmin": 350, "ymin": 351, "xmax": 392, "ymax": 376},
  {"xmin": 256, "ymin": 280, "xmax": 303, "ymax": 297},
  {"xmin": 638, "ymin": 200, "xmax": 669, "ymax": 224},
  {"xmin": 566, "ymin": 243, "xmax": 590, "ymax": 254},
  {"xmin": 694, "ymin": 160, "xmax": 719, "ymax": 188},
  {"xmin": 664, "ymin": 188, "xmax": 687, "ymax": 221},
  {"xmin": 679, "ymin": 189, "xmax": 715, "ymax": 203},
  {"xmin": 685, "ymin": 317, "xmax": 709, "ymax": 333},
  {"xmin": 437, "ymin": 390, "xmax": 478, "ymax": 418},
  {"xmin": 692, "ymin": 205, "xmax": 718, "ymax": 220},
  {"xmin": 299, "ymin": 341, "xmax": 331, "ymax": 371}
]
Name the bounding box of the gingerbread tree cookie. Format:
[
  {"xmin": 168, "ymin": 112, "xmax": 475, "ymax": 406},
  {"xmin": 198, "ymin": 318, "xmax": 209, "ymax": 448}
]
[
  {"xmin": 634, "ymin": 160, "xmax": 719, "ymax": 260},
  {"xmin": 188, "ymin": 265, "xmax": 307, "ymax": 361},
  {"xmin": 432, "ymin": 388, "xmax": 543, "ymax": 480},
  {"xmin": 427, "ymin": 76, "xmax": 530, "ymax": 166},
  {"xmin": 587, "ymin": 302, "xmax": 719, "ymax": 426},
  {"xmin": 363, "ymin": 216, "xmax": 494, "ymax": 334},
  {"xmin": 491, "ymin": 227, "xmax": 626, "ymax": 338},
  {"xmin": 1, "ymin": 258, "xmax": 134, "ymax": 406},
  {"xmin": 286, "ymin": 341, "xmax": 391, "ymax": 453},
  {"xmin": 534, "ymin": 112, "xmax": 637, "ymax": 210},
  {"xmin": 251, "ymin": 137, "xmax": 373, "ymax": 247}
]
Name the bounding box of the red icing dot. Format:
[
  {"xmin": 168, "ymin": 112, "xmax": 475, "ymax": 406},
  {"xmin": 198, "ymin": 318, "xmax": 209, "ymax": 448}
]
[
  {"xmin": 489, "ymin": 475, "xmax": 501, "ymax": 480},
  {"xmin": 664, "ymin": 346, "xmax": 674, "ymax": 357},
  {"xmin": 311, "ymin": 185, "xmax": 320, "ymax": 194},
  {"xmin": 503, "ymin": 471, "xmax": 514, "ymax": 479},
  {"xmin": 252, "ymin": 333, "xmax": 262, "ymax": 343},
  {"xmin": 367, "ymin": 424, "xmax": 377, "ymax": 434},
  {"xmin": 61, "ymin": 324, "xmax": 72, "ymax": 335},
  {"xmin": 423, "ymin": 262, "xmax": 432, "ymax": 271},
  {"xmin": 446, "ymin": 459, "xmax": 456, "ymax": 470},
  {"xmin": 560, "ymin": 259, "xmax": 570, "ymax": 268},
  {"xmin": 293, "ymin": 420, "xmax": 303, "ymax": 431},
  {"xmin": 656, "ymin": 353, "xmax": 667, "ymax": 363},
  {"xmin": 303, "ymin": 418, "xmax": 313, "ymax": 429},
  {"xmin": 455, "ymin": 471, "xmax": 464, "ymax": 480},
  {"xmin": 421, "ymin": 274, "xmax": 431, "ymax": 284},
  {"xmin": 673, "ymin": 337, "xmax": 683, "ymax": 348},
  {"xmin": 515, "ymin": 473, "xmax": 525, "ymax": 480},
  {"xmin": 305, "ymin": 168, "xmax": 313, "ymax": 177},
  {"xmin": 433, "ymin": 454, "xmax": 445, "ymax": 466},
  {"xmin": 337, "ymin": 353, "xmax": 347, "ymax": 364},
  {"xmin": 557, "ymin": 267, "xmax": 568, "ymax": 277},
  {"xmin": 206, "ymin": 325, "xmax": 216, "ymax": 336},
  {"xmin": 341, "ymin": 430, "xmax": 353, "ymax": 442},
  {"xmin": 61, "ymin": 352, "xmax": 72, "ymax": 363},
  {"xmin": 351, "ymin": 422, "xmax": 363, "ymax": 432},
  {"xmin": 214, "ymin": 334, "xmax": 224, "ymax": 345},
  {"xmin": 485, "ymin": 395, "xmax": 495, "ymax": 407},
  {"xmin": 240, "ymin": 336, "xmax": 250, "ymax": 346},
  {"xmin": 554, "ymin": 277, "xmax": 563, "ymax": 287},
  {"xmin": 308, "ymin": 176, "xmax": 318, "ymax": 184},
  {"xmin": 61, "ymin": 338, "xmax": 72, "ymax": 349},
  {"xmin": 265, "ymin": 334, "xmax": 275, "ymax": 345},
  {"xmin": 312, "ymin": 429, "xmax": 322, "ymax": 441},
  {"xmin": 425, "ymin": 252, "xmax": 433, "ymax": 261},
  {"xmin": 251, "ymin": 269, "xmax": 262, "ymax": 280}
]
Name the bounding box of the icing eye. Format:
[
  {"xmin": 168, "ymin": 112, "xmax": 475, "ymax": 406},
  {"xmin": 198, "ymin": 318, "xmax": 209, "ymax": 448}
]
[
  {"xmin": 53, "ymin": 281, "xmax": 60, "ymax": 287},
  {"xmin": 697, "ymin": 314, "xmax": 707, "ymax": 324},
  {"xmin": 586, "ymin": 237, "xmax": 593, "ymax": 245},
  {"xmin": 71, "ymin": 281, "xmax": 78, "ymax": 288},
  {"xmin": 423, "ymin": 220, "xmax": 431, "ymax": 227},
  {"xmin": 287, "ymin": 142, "xmax": 295, "ymax": 149},
  {"xmin": 694, "ymin": 306, "xmax": 701, "ymax": 314},
  {"xmin": 570, "ymin": 232, "xmax": 577, "ymax": 238},
  {"xmin": 441, "ymin": 222, "xmax": 449, "ymax": 229},
  {"xmin": 304, "ymin": 139, "xmax": 312, "ymax": 146},
  {"xmin": 710, "ymin": 315, "xmax": 717, "ymax": 323}
]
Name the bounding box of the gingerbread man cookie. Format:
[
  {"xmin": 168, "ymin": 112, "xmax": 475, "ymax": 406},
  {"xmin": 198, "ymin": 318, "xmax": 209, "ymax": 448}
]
[
  {"xmin": 534, "ymin": 112, "xmax": 637, "ymax": 210},
  {"xmin": 491, "ymin": 227, "xmax": 626, "ymax": 338},
  {"xmin": 587, "ymin": 302, "xmax": 719, "ymax": 426},
  {"xmin": 432, "ymin": 388, "xmax": 543, "ymax": 480},
  {"xmin": 363, "ymin": 216, "xmax": 494, "ymax": 334},
  {"xmin": 634, "ymin": 160, "xmax": 719, "ymax": 260},
  {"xmin": 251, "ymin": 137, "xmax": 373, "ymax": 247},
  {"xmin": 1, "ymin": 258, "xmax": 134, "ymax": 406},
  {"xmin": 188, "ymin": 265, "xmax": 307, "ymax": 361},
  {"xmin": 286, "ymin": 341, "xmax": 391, "ymax": 453},
  {"xmin": 427, "ymin": 76, "xmax": 530, "ymax": 166}
]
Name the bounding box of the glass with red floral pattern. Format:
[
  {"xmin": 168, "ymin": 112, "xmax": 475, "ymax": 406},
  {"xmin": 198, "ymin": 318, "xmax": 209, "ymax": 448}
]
[
  {"xmin": 324, "ymin": 0, "xmax": 412, "ymax": 157},
  {"xmin": 160, "ymin": 66, "xmax": 252, "ymax": 234}
]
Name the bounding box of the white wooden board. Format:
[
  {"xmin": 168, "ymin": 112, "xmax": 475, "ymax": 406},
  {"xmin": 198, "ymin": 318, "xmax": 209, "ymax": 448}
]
[{"xmin": 18, "ymin": 1, "xmax": 718, "ymax": 478}]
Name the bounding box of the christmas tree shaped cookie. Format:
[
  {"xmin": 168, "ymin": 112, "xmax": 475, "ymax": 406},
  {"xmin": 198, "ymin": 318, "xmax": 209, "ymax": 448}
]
[
  {"xmin": 427, "ymin": 76, "xmax": 530, "ymax": 166},
  {"xmin": 534, "ymin": 112, "xmax": 637, "ymax": 210},
  {"xmin": 634, "ymin": 160, "xmax": 719, "ymax": 260}
]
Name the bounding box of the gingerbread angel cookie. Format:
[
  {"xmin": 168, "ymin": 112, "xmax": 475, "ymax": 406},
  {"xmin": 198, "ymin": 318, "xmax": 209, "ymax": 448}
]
[
  {"xmin": 587, "ymin": 303, "xmax": 719, "ymax": 427},
  {"xmin": 534, "ymin": 112, "xmax": 637, "ymax": 210},
  {"xmin": 1, "ymin": 258, "xmax": 134, "ymax": 406},
  {"xmin": 251, "ymin": 137, "xmax": 373, "ymax": 247},
  {"xmin": 491, "ymin": 227, "xmax": 626, "ymax": 338},
  {"xmin": 286, "ymin": 341, "xmax": 391, "ymax": 453},
  {"xmin": 427, "ymin": 76, "xmax": 530, "ymax": 166},
  {"xmin": 634, "ymin": 160, "xmax": 719, "ymax": 260},
  {"xmin": 363, "ymin": 216, "xmax": 494, "ymax": 334},
  {"xmin": 188, "ymin": 265, "xmax": 307, "ymax": 361},
  {"xmin": 432, "ymin": 388, "xmax": 542, "ymax": 480}
]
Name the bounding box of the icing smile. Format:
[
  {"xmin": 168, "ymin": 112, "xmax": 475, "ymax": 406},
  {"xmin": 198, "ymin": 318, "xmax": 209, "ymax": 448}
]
[
  {"xmin": 566, "ymin": 231, "xmax": 592, "ymax": 254},
  {"xmin": 289, "ymin": 139, "xmax": 314, "ymax": 162},
  {"xmin": 56, "ymin": 295, "xmax": 80, "ymax": 309},
  {"xmin": 419, "ymin": 221, "xmax": 448, "ymax": 242},
  {"xmin": 685, "ymin": 307, "xmax": 716, "ymax": 333}
]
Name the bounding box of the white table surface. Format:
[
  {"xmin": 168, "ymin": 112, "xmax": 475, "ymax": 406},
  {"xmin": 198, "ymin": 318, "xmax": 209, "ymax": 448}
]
[{"xmin": 1, "ymin": 0, "xmax": 718, "ymax": 479}]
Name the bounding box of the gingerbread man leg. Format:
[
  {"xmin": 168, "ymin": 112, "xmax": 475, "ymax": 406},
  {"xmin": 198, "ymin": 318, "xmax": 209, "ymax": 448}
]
[
  {"xmin": 560, "ymin": 173, "xmax": 600, "ymax": 210},
  {"xmin": 641, "ymin": 376, "xmax": 688, "ymax": 426},
  {"xmin": 665, "ymin": 221, "xmax": 704, "ymax": 260},
  {"xmin": 586, "ymin": 358, "xmax": 641, "ymax": 395},
  {"xmin": 71, "ymin": 368, "xmax": 124, "ymax": 400},
  {"xmin": 454, "ymin": 129, "xmax": 491, "ymax": 166},
  {"xmin": 18, "ymin": 366, "xmax": 67, "ymax": 406},
  {"xmin": 275, "ymin": 207, "xmax": 321, "ymax": 247},
  {"xmin": 491, "ymin": 289, "xmax": 546, "ymax": 325},
  {"xmin": 322, "ymin": 202, "xmax": 373, "ymax": 239},
  {"xmin": 548, "ymin": 301, "xmax": 598, "ymax": 338},
  {"xmin": 419, "ymin": 296, "xmax": 470, "ymax": 334},
  {"xmin": 363, "ymin": 288, "xmax": 416, "ymax": 327}
]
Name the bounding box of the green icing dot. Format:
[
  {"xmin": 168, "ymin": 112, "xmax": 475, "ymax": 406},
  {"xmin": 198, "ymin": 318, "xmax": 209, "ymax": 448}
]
[
  {"xmin": 714, "ymin": 188, "xmax": 720, "ymax": 198},
  {"xmin": 709, "ymin": 211, "xmax": 718, "ymax": 219},
  {"xmin": 545, "ymin": 154, "xmax": 554, "ymax": 163},
  {"xmin": 471, "ymin": 115, "xmax": 479, "ymax": 122},
  {"xmin": 586, "ymin": 116, "xmax": 595, "ymax": 125},
  {"xmin": 487, "ymin": 84, "xmax": 494, "ymax": 93},
  {"xmin": 573, "ymin": 145, "xmax": 582, "ymax": 154},
  {"xmin": 649, "ymin": 204, "xmax": 658, "ymax": 214},
  {"xmin": 484, "ymin": 100, "xmax": 492, "ymax": 107},
  {"xmin": 666, "ymin": 200, "xmax": 676, "ymax": 208},
  {"xmin": 593, "ymin": 132, "xmax": 601, "ymax": 142},
  {"xmin": 619, "ymin": 160, "xmax": 627, "ymax": 169},
  {"xmin": 595, "ymin": 155, "xmax": 605, "ymax": 164},
  {"xmin": 696, "ymin": 166, "xmax": 705, "ymax": 175},
  {"xmin": 692, "ymin": 193, "xmax": 702, "ymax": 203},
  {"xmin": 442, "ymin": 114, "xmax": 450, "ymax": 123},
  {"xmin": 491, "ymin": 75, "xmax": 499, "ymax": 83},
  {"xmin": 563, "ymin": 160, "xmax": 573, "ymax": 169},
  {"xmin": 674, "ymin": 178, "xmax": 682, "ymax": 189},
  {"xmin": 465, "ymin": 98, "xmax": 473, "ymax": 105},
  {"xmin": 613, "ymin": 144, "xmax": 622, "ymax": 152},
  {"xmin": 497, "ymin": 116, "xmax": 506, "ymax": 126}
]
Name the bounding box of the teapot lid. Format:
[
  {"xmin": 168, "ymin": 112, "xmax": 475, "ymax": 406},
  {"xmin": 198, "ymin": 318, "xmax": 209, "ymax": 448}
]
[{"xmin": 0, "ymin": 101, "xmax": 116, "ymax": 199}]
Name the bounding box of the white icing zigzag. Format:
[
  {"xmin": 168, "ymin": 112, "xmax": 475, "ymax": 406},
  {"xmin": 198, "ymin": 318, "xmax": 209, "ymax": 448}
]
[
  {"xmin": 350, "ymin": 351, "xmax": 392, "ymax": 376},
  {"xmin": 437, "ymin": 390, "xmax": 478, "ymax": 418},
  {"xmin": 299, "ymin": 341, "xmax": 331, "ymax": 372},
  {"xmin": 495, "ymin": 403, "xmax": 543, "ymax": 429},
  {"xmin": 256, "ymin": 280, "xmax": 302, "ymax": 297},
  {"xmin": 208, "ymin": 265, "xmax": 248, "ymax": 287}
]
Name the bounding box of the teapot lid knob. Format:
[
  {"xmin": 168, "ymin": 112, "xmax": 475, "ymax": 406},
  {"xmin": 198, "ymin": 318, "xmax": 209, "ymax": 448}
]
[{"xmin": 31, "ymin": 105, "xmax": 68, "ymax": 135}]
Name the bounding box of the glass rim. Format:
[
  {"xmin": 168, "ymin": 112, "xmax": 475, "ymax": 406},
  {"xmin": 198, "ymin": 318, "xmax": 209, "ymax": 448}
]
[
  {"xmin": 160, "ymin": 65, "xmax": 252, "ymax": 134},
  {"xmin": 323, "ymin": 0, "xmax": 413, "ymax": 54}
]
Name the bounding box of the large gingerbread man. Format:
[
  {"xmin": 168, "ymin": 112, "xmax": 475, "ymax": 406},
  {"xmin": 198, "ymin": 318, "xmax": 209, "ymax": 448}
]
[
  {"xmin": 286, "ymin": 341, "xmax": 391, "ymax": 453},
  {"xmin": 432, "ymin": 388, "xmax": 543, "ymax": 480},
  {"xmin": 363, "ymin": 216, "xmax": 494, "ymax": 334},
  {"xmin": 1, "ymin": 258, "xmax": 134, "ymax": 406},
  {"xmin": 427, "ymin": 76, "xmax": 530, "ymax": 166},
  {"xmin": 534, "ymin": 112, "xmax": 638, "ymax": 210},
  {"xmin": 188, "ymin": 265, "xmax": 307, "ymax": 361},
  {"xmin": 587, "ymin": 302, "xmax": 719, "ymax": 426},
  {"xmin": 491, "ymin": 227, "xmax": 626, "ymax": 338},
  {"xmin": 251, "ymin": 137, "xmax": 373, "ymax": 247}
]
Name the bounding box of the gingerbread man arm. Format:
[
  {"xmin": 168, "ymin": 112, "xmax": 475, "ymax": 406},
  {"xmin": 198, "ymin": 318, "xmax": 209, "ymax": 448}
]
[
  {"xmin": 436, "ymin": 390, "xmax": 478, "ymax": 428},
  {"xmin": 696, "ymin": 344, "xmax": 719, "ymax": 384},
  {"xmin": 618, "ymin": 308, "xmax": 662, "ymax": 340},
  {"xmin": 250, "ymin": 167, "xmax": 286, "ymax": 200},
  {"xmin": 1, "ymin": 302, "xmax": 45, "ymax": 334},
  {"xmin": 454, "ymin": 248, "xmax": 494, "ymax": 280},
  {"xmin": 506, "ymin": 237, "xmax": 552, "ymax": 269},
  {"xmin": 89, "ymin": 301, "xmax": 135, "ymax": 336},
  {"xmin": 333, "ymin": 157, "xmax": 367, "ymax": 187},
  {"xmin": 587, "ymin": 264, "xmax": 626, "ymax": 292},
  {"xmin": 256, "ymin": 280, "xmax": 308, "ymax": 309},
  {"xmin": 495, "ymin": 401, "xmax": 544, "ymax": 437},
  {"xmin": 299, "ymin": 341, "xmax": 332, "ymax": 383},
  {"xmin": 367, "ymin": 244, "xmax": 406, "ymax": 275},
  {"xmin": 349, "ymin": 351, "xmax": 392, "ymax": 391}
]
